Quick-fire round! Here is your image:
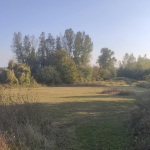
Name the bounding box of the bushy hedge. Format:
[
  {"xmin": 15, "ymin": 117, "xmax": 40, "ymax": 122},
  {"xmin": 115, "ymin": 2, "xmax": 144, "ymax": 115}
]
[
  {"xmin": 35, "ymin": 66, "xmax": 61, "ymax": 85},
  {"xmin": 0, "ymin": 68, "xmax": 18, "ymax": 84},
  {"xmin": 0, "ymin": 61, "xmax": 32, "ymax": 85},
  {"xmin": 144, "ymin": 74, "xmax": 150, "ymax": 81},
  {"xmin": 77, "ymin": 66, "xmax": 93, "ymax": 82},
  {"xmin": 13, "ymin": 63, "xmax": 31, "ymax": 84},
  {"xmin": 47, "ymin": 49, "xmax": 78, "ymax": 84}
]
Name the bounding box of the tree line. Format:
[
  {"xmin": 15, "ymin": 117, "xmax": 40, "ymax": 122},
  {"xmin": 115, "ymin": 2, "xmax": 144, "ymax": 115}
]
[{"xmin": 1, "ymin": 28, "xmax": 150, "ymax": 85}]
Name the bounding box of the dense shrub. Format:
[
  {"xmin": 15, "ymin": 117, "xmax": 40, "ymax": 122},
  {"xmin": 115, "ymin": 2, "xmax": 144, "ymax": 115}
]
[
  {"xmin": 47, "ymin": 49, "xmax": 78, "ymax": 84},
  {"xmin": 144, "ymin": 74, "xmax": 150, "ymax": 81},
  {"xmin": 136, "ymin": 81, "xmax": 150, "ymax": 89},
  {"xmin": 13, "ymin": 63, "xmax": 31, "ymax": 84},
  {"xmin": 130, "ymin": 92, "xmax": 150, "ymax": 150},
  {"xmin": 0, "ymin": 68, "xmax": 18, "ymax": 84},
  {"xmin": 77, "ymin": 66, "xmax": 93, "ymax": 82},
  {"xmin": 99, "ymin": 68, "xmax": 111, "ymax": 80},
  {"xmin": 35, "ymin": 66, "xmax": 61, "ymax": 85},
  {"xmin": 111, "ymin": 77, "xmax": 137, "ymax": 85},
  {"xmin": 7, "ymin": 60, "xmax": 15, "ymax": 70},
  {"xmin": 92, "ymin": 66, "xmax": 101, "ymax": 81},
  {"xmin": 7, "ymin": 60, "xmax": 32, "ymax": 84}
]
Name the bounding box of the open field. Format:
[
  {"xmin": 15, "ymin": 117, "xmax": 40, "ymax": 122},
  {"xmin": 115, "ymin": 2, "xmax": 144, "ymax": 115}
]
[{"xmin": 0, "ymin": 85, "xmax": 147, "ymax": 150}]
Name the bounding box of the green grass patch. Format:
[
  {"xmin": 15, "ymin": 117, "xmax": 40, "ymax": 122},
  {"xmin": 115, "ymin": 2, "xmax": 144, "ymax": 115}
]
[{"xmin": 0, "ymin": 84, "xmax": 145, "ymax": 149}]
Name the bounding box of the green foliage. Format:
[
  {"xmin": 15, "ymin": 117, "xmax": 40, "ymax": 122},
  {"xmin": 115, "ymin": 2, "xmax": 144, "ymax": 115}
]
[
  {"xmin": 8, "ymin": 60, "xmax": 15, "ymax": 70},
  {"xmin": 13, "ymin": 63, "xmax": 31, "ymax": 84},
  {"xmin": 92, "ymin": 66, "xmax": 101, "ymax": 81},
  {"xmin": 144, "ymin": 74, "xmax": 150, "ymax": 81},
  {"xmin": 130, "ymin": 92, "xmax": 150, "ymax": 150},
  {"xmin": 0, "ymin": 68, "xmax": 18, "ymax": 84},
  {"xmin": 56, "ymin": 36, "xmax": 62, "ymax": 50},
  {"xmin": 97, "ymin": 48, "xmax": 117, "ymax": 70},
  {"xmin": 77, "ymin": 66, "xmax": 93, "ymax": 82},
  {"xmin": 37, "ymin": 32, "xmax": 46, "ymax": 67},
  {"xmin": 97, "ymin": 48, "xmax": 117, "ymax": 80},
  {"xmin": 99, "ymin": 68, "xmax": 111, "ymax": 80},
  {"xmin": 35, "ymin": 66, "xmax": 61, "ymax": 85},
  {"xmin": 118, "ymin": 54, "xmax": 150, "ymax": 80},
  {"xmin": 136, "ymin": 81, "xmax": 150, "ymax": 89},
  {"xmin": 73, "ymin": 31, "xmax": 93, "ymax": 66},
  {"xmin": 63, "ymin": 28, "xmax": 75, "ymax": 57},
  {"xmin": 111, "ymin": 77, "xmax": 136, "ymax": 85},
  {"xmin": 47, "ymin": 49, "xmax": 78, "ymax": 84},
  {"xmin": 2, "ymin": 60, "xmax": 32, "ymax": 85}
]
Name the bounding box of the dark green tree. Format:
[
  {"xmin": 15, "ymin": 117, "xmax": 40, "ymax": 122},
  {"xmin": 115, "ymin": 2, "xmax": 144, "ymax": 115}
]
[
  {"xmin": 56, "ymin": 36, "xmax": 62, "ymax": 50},
  {"xmin": 97, "ymin": 48, "xmax": 117, "ymax": 79},
  {"xmin": 97, "ymin": 48, "xmax": 117, "ymax": 70},
  {"xmin": 47, "ymin": 49, "xmax": 78, "ymax": 83}
]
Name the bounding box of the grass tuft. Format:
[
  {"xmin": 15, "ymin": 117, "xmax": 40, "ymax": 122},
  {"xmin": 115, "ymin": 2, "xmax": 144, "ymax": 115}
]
[
  {"xmin": 130, "ymin": 92, "xmax": 150, "ymax": 149},
  {"xmin": 101, "ymin": 88, "xmax": 135, "ymax": 96}
]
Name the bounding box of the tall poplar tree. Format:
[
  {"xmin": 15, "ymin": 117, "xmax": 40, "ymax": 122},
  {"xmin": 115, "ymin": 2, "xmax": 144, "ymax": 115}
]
[
  {"xmin": 37, "ymin": 32, "xmax": 46, "ymax": 67},
  {"xmin": 46, "ymin": 33, "xmax": 55, "ymax": 55},
  {"xmin": 63, "ymin": 28, "xmax": 75, "ymax": 57},
  {"xmin": 73, "ymin": 31, "xmax": 93, "ymax": 66},
  {"xmin": 12, "ymin": 32, "xmax": 24, "ymax": 63},
  {"xmin": 56, "ymin": 36, "xmax": 62, "ymax": 50}
]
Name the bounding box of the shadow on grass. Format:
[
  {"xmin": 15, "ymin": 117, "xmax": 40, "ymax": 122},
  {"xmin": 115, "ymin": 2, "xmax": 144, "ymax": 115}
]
[
  {"xmin": 42, "ymin": 96, "xmax": 134, "ymax": 150},
  {"xmin": 61, "ymin": 93, "xmax": 135, "ymax": 99},
  {"xmin": 0, "ymin": 95, "xmax": 135, "ymax": 150}
]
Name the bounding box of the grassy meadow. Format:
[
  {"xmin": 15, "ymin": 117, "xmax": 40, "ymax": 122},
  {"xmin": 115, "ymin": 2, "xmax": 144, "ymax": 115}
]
[{"xmin": 0, "ymin": 82, "xmax": 148, "ymax": 150}]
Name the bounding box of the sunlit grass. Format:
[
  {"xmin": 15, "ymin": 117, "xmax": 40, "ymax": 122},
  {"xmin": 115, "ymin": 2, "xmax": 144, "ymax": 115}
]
[{"xmin": 0, "ymin": 85, "xmax": 145, "ymax": 149}]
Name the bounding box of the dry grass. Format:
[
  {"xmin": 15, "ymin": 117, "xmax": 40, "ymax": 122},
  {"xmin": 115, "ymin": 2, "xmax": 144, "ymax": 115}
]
[
  {"xmin": 64, "ymin": 80, "xmax": 130, "ymax": 87},
  {"xmin": 0, "ymin": 84, "xmax": 144, "ymax": 150},
  {"xmin": 0, "ymin": 87, "xmax": 53, "ymax": 150},
  {"xmin": 101, "ymin": 88, "xmax": 135, "ymax": 96},
  {"xmin": 130, "ymin": 92, "xmax": 150, "ymax": 149},
  {"xmin": 136, "ymin": 81, "xmax": 150, "ymax": 89}
]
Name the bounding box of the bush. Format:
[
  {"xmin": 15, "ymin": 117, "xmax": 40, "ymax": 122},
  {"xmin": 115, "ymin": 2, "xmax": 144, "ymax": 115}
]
[
  {"xmin": 144, "ymin": 74, "xmax": 150, "ymax": 81},
  {"xmin": 130, "ymin": 92, "xmax": 150, "ymax": 150},
  {"xmin": 0, "ymin": 68, "xmax": 18, "ymax": 84},
  {"xmin": 35, "ymin": 66, "xmax": 61, "ymax": 85},
  {"xmin": 99, "ymin": 68, "xmax": 111, "ymax": 80},
  {"xmin": 101, "ymin": 88, "xmax": 135, "ymax": 96},
  {"xmin": 111, "ymin": 77, "xmax": 137, "ymax": 85},
  {"xmin": 92, "ymin": 66, "xmax": 101, "ymax": 81},
  {"xmin": 13, "ymin": 63, "xmax": 31, "ymax": 84},
  {"xmin": 77, "ymin": 66, "xmax": 93, "ymax": 82},
  {"xmin": 47, "ymin": 49, "xmax": 78, "ymax": 84},
  {"xmin": 136, "ymin": 81, "xmax": 150, "ymax": 89}
]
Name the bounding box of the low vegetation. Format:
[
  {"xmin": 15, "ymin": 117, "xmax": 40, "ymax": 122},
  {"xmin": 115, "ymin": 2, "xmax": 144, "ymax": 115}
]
[
  {"xmin": 136, "ymin": 81, "xmax": 150, "ymax": 89},
  {"xmin": 0, "ymin": 84, "xmax": 143, "ymax": 150},
  {"xmin": 101, "ymin": 88, "xmax": 135, "ymax": 96},
  {"xmin": 130, "ymin": 92, "xmax": 150, "ymax": 149},
  {"xmin": 0, "ymin": 87, "xmax": 52, "ymax": 149}
]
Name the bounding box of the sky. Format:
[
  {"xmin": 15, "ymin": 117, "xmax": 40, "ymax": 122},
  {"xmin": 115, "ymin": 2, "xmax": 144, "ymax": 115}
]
[{"xmin": 1, "ymin": 0, "xmax": 150, "ymax": 67}]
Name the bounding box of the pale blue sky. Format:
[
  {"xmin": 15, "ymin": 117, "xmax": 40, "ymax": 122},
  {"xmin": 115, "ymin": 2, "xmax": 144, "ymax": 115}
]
[{"xmin": 1, "ymin": 0, "xmax": 150, "ymax": 67}]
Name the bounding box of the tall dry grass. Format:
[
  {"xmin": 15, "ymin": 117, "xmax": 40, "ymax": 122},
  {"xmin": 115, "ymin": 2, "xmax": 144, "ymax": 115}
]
[
  {"xmin": 0, "ymin": 86, "xmax": 52, "ymax": 150},
  {"xmin": 130, "ymin": 92, "xmax": 150, "ymax": 149},
  {"xmin": 101, "ymin": 88, "xmax": 135, "ymax": 96}
]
